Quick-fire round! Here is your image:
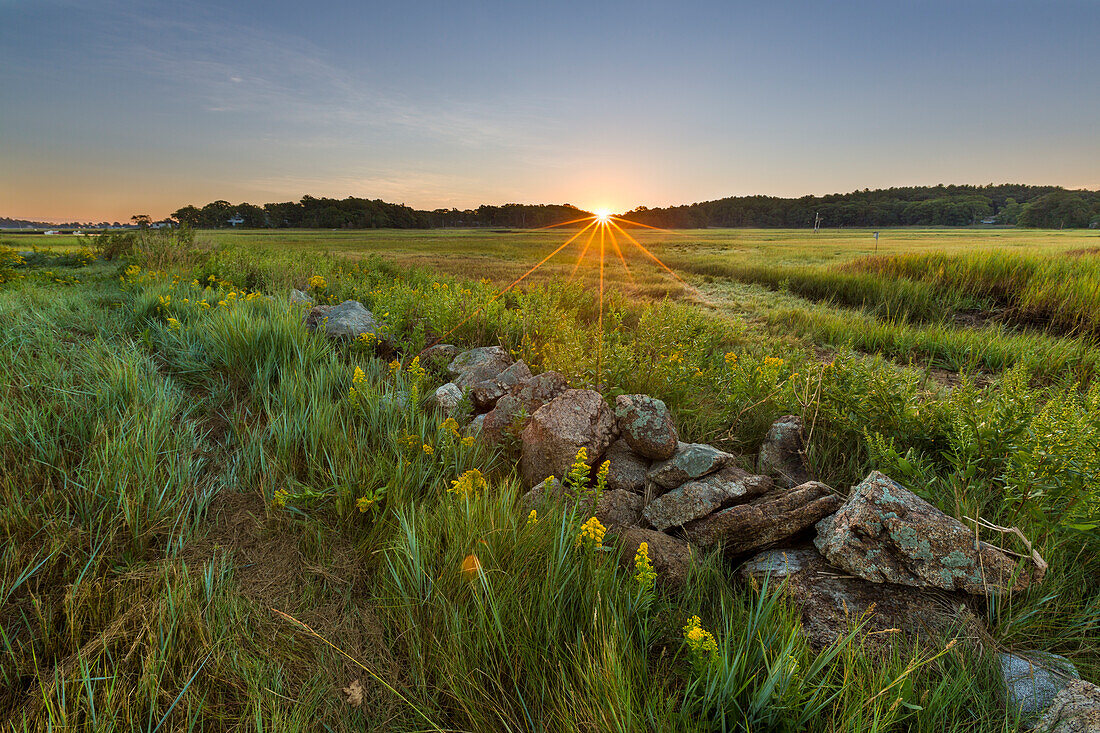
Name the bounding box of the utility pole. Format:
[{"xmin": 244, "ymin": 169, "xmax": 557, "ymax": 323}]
[{"xmin": 814, "ymin": 212, "xmax": 821, "ymax": 233}]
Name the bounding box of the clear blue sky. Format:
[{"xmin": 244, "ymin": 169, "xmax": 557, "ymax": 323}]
[{"xmin": 2, "ymin": 0, "xmax": 1098, "ymax": 221}]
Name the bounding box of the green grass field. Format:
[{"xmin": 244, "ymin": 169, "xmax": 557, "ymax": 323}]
[{"xmin": 1, "ymin": 227, "xmax": 1098, "ymax": 730}]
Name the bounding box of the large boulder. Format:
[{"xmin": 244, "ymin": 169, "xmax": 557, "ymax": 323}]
[
  {"xmin": 470, "ymin": 360, "xmax": 533, "ymax": 411},
  {"xmin": 815, "ymin": 471, "xmax": 1034, "ymax": 596},
  {"xmin": 1000, "ymin": 651, "xmax": 1080, "ymax": 725},
  {"xmin": 1036, "ymin": 679, "xmax": 1100, "ymax": 733},
  {"xmin": 614, "ymin": 394, "xmax": 678, "ymax": 460},
  {"xmin": 685, "ymin": 481, "xmax": 841, "ymax": 552},
  {"xmin": 512, "ymin": 371, "xmax": 569, "ymax": 413},
  {"xmin": 481, "ymin": 395, "xmax": 522, "ymax": 446},
  {"xmin": 518, "ymin": 389, "xmax": 618, "ymax": 488},
  {"xmin": 594, "ymin": 489, "xmax": 644, "ymax": 530},
  {"xmin": 433, "ymin": 383, "xmax": 463, "ymax": 415},
  {"xmin": 738, "ymin": 546, "xmax": 983, "ymax": 648},
  {"xmin": 647, "ymin": 442, "xmax": 735, "ymax": 491},
  {"xmin": 480, "ymin": 371, "xmax": 570, "ymax": 447},
  {"xmin": 642, "ymin": 467, "xmax": 773, "ymax": 531},
  {"xmin": 757, "ymin": 415, "xmax": 810, "ymax": 489},
  {"xmin": 613, "ymin": 527, "xmax": 693, "ymax": 589},
  {"xmin": 448, "ymin": 346, "xmax": 514, "ymax": 389},
  {"xmin": 605, "ymin": 439, "xmax": 649, "ymax": 494},
  {"xmin": 304, "ymin": 300, "xmax": 382, "ymax": 340}
]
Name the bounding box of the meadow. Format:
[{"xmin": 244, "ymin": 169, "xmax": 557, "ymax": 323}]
[{"xmin": 1, "ymin": 226, "xmax": 1098, "ymax": 731}]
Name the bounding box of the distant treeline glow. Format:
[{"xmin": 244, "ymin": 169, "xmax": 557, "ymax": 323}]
[{"xmin": 169, "ymin": 185, "xmax": 1100, "ymax": 230}]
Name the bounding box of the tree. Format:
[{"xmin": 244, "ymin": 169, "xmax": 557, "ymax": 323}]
[
  {"xmin": 172, "ymin": 205, "xmax": 202, "ymax": 227},
  {"xmin": 131, "ymin": 214, "xmax": 152, "ymax": 228},
  {"xmin": 1018, "ymin": 191, "xmax": 1091, "ymax": 229}
]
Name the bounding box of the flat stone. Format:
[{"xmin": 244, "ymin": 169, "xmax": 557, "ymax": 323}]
[
  {"xmin": 613, "ymin": 527, "xmax": 693, "ymax": 590},
  {"xmin": 685, "ymin": 481, "xmax": 841, "ymax": 552},
  {"xmin": 738, "ymin": 546, "xmax": 984, "ymax": 649},
  {"xmin": 605, "ymin": 439, "xmax": 649, "ymax": 494},
  {"xmin": 757, "ymin": 415, "xmax": 810, "ymax": 489},
  {"xmin": 1000, "ymin": 651, "xmax": 1080, "ymax": 724},
  {"xmin": 642, "ymin": 467, "xmax": 773, "ymax": 531},
  {"xmin": 614, "ymin": 394, "xmax": 678, "ymax": 460},
  {"xmin": 518, "ymin": 389, "xmax": 618, "ymax": 487},
  {"xmin": 447, "ymin": 346, "xmax": 514, "ymax": 389},
  {"xmin": 1036, "ymin": 679, "xmax": 1100, "ymax": 733},
  {"xmin": 647, "ymin": 442, "xmax": 735, "ymax": 490},
  {"xmin": 815, "ymin": 471, "xmax": 1034, "ymax": 596}
]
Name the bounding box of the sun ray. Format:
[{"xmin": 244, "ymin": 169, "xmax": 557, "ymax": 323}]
[
  {"xmin": 610, "ymin": 215, "xmax": 688, "ymax": 236},
  {"xmin": 530, "ymin": 215, "xmax": 598, "ymax": 231},
  {"xmin": 597, "ymin": 222, "xmax": 606, "ymax": 386},
  {"xmin": 605, "ymin": 222, "xmax": 633, "ymax": 282},
  {"xmin": 569, "ymin": 221, "xmax": 600, "ymax": 281},
  {"xmin": 608, "ymin": 219, "xmax": 694, "ymax": 291}
]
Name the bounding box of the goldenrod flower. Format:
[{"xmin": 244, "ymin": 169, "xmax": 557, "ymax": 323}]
[
  {"xmin": 461, "ymin": 435, "xmax": 475, "ymax": 448},
  {"xmin": 634, "ymin": 542, "xmax": 657, "ymax": 590},
  {"xmin": 166, "ymin": 317, "xmax": 181, "ymax": 330},
  {"xmin": 272, "ymin": 489, "xmax": 290, "ymax": 508},
  {"xmin": 356, "ymin": 496, "xmax": 376, "ymax": 513},
  {"xmin": 683, "ymin": 615, "xmax": 718, "ymax": 662},
  {"xmin": 576, "ymin": 516, "xmax": 606, "ymax": 549},
  {"xmin": 442, "ymin": 417, "xmax": 460, "ymax": 437},
  {"xmin": 449, "ymin": 469, "xmax": 488, "ymax": 499},
  {"xmin": 353, "ymin": 366, "xmax": 367, "ymax": 385},
  {"xmin": 526, "ymin": 509, "xmax": 538, "ymax": 526},
  {"xmin": 422, "ymin": 443, "xmax": 434, "ymax": 456},
  {"xmin": 308, "ymin": 274, "xmax": 327, "ymax": 290},
  {"xmin": 389, "ymin": 359, "xmax": 401, "ymax": 375}
]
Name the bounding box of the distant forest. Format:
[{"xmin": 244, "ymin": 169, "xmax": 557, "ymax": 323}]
[{"xmin": 169, "ymin": 185, "xmax": 1100, "ymax": 230}]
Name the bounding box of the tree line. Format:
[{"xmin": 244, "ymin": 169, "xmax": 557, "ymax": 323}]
[{"xmin": 169, "ymin": 186, "xmax": 1100, "ymax": 230}]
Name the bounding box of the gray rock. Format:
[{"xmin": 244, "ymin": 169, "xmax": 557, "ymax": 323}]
[
  {"xmin": 614, "ymin": 394, "xmax": 678, "ymax": 460},
  {"xmin": 480, "ymin": 372, "xmax": 569, "ymax": 447},
  {"xmin": 420, "ymin": 343, "xmax": 460, "ymax": 368},
  {"xmin": 605, "ymin": 439, "xmax": 649, "ymax": 494},
  {"xmin": 1000, "ymin": 651, "xmax": 1080, "ymax": 724},
  {"xmin": 594, "ymin": 489, "xmax": 644, "ymax": 529},
  {"xmin": 470, "ymin": 360, "xmax": 533, "ymax": 411},
  {"xmin": 757, "ymin": 415, "xmax": 810, "ymax": 489},
  {"xmin": 511, "ymin": 370, "xmax": 569, "ymax": 413},
  {"xmin": 481, "ymin": 395, "xmax": 522, "ymax": 446},
  {"xmin": 1036, "ymin": 679, "xmax": 1100, "ymax": 733},
  {"xmin": 739, "ymin": 546, "xmax": 984, "ymax": 649},
  {"xmin": 464, "ymin": 413, "xmax": 485, "ymax": 438},
  {"xmin": 521, "ymin": 476, "xmax": 560, "ymax": 512},
  {"xmin": 685, "ymin": 481, "xmax": 841, "ymax": 552},
  {"xmin": 518, "ymin": 389, "xmax": 618, "ymax": 488},
  {"xmin": 447, "ymin": 346, "xmax": 514, "ymax": 389},
  {"xmin": 642, "ymin": 467, "xmax": 773, "ymax": 531},
  {"xmin": 433, "ymin": 383, "xmax": 463, "ymax": 415},
  {"xmin": 815, "ymin": 471, "xmax": 1034, "ymax": 596},
  {"xmin": 289, "ymin": 288, "xmax": 314, "ymax": 306},
  {"xmin": 613, "ymin": 526, "xmax": 693, "ymax": 589},
  {"xmin": 647, "ymin": 442, "xmax": 735, "ymax": 490},
  {"xmin": 303, "ymin": 300, "xmax": 382, "ymax": 340}
]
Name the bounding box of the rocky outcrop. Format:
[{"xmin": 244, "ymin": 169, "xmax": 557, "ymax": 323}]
[
  {"xmin": 518, "ymin": 389, "xmax": 618, "ymax": 487},
  {"xmin": 304, "ymin": 300, "xmax": 383, "ymax": 340},
  {"xmin": 647, "ymin": 443, "xmax": 735, "ymax": 491},
  {"xmin": 470, "ymin": 360, "xmax": 533, "ymax": 410},
  {"xmin": 614, "ymin": 394, "xmax": 678, "ymax": 460},
  {"xmin": 613, "ymin": 527, "xmax": 693, "ymax": 589},
  {"xmin": 447, "ymin": 346, "xmax": 514, "ymax": 389},
  {"xmin": 433, "ymin": 383, "xmax": 463, "ymax": 415},
  {"xmin": 1000, "ymin": 652, "xmax": 1081, "ymax": 725},
  {"xmin": 1036, "ymin": 679, "xmax": 1100, "ymax": 733},
  {"xmin": 815, "ymin": 471, "xmax": 1033, "ymax": 596},
  {"xmin": 642, "ymin": 467, "xmax": 772, "ymax": 531},
  {"xmin": 605, "ymin": 439, "xmax": 649, "ymax": 494},
  {"xmin": 738, "ymin": 546, "xmax": 983, "ymax": 648},
  {"xmin": 685, "ymin": 481, "xmax": 841, "ymax": 552},
  {"xmin": 757, "ymin": 415, "xmax": 810, "ymax": 488}
]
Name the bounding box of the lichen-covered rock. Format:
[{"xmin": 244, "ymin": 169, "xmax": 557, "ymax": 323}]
[
  {"xmin": 304, "ymin": 300, "xmax": 382, "ymax": 340},
  {"xmin": 815, "ymin": 471, "xmax": 1033, "ymax": 596},
  {"xmin": 480, "ymin": 371, "xmax": 570, "ymax": 448},
  {"xmin": 419, "ymin": 343, "xmax": 460, "ymax": 368},
  {"xmin": 738, "ymin": 546, "xmax": 983, "ymax": 648},
  {"xmin": 613, "ymin": 527, "xmax": 693, "ymax": 589},
  {"xmin": 1036, "ymin": 679, "xmax": 1100, "ymax": 733},
  {"xmin": 433, "ymin": 383, "xmax": 463, "ymax": 415},
  {"xmin": 447, "ymin": 346, "xmax": 514, "ymax": 389},
  {"xmin": 470, "ymin": 360, "xmax": 533, "ymax": 411},
  {"xmin": 685, "ymin": 481, "xmax": 841, "ymax": 552},
  {"xmin": 289, "ymin": 288, "xmax": 314, "ymax": 306},
  {"xmin": 481, "ymin": 395, "xmax": 522, "ymax": 446},
  {"xmin": 594, "ymin": 489, "xmax": 644, "ymax": 529},
  {"xmin": 1000, "ymin": 651, "xmax": 1080, "ymax": 724},
  {"xmin": 518, "ymin": 389, "xmax": 618, "ymax": 487},
  {"xmin": 642, "ymin": 467, "xmax": 772, "ymax": 531},
  {"xmin": 757, "ymin": 415, "xmax": 810, "ymax": 489},
  {"xmin": 605, "ymin": 439, "xmax": 649, "ymax": 494},
  {"xmin": 512, "ymin": 370, "xmax": 569, "ymax": 411},
  {"xmin": 647, "ymin": 442, "xmax": 735, "ymax": 491},
  {"xmin": 614, "ymin": 394, "xmax": 678, "ymax": 460}
]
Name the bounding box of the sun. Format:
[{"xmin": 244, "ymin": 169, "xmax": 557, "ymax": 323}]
[{"xmin": 594, "ymin": 208, "xmax": 612, "ymax": 222}]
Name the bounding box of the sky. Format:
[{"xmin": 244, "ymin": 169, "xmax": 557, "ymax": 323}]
[{"xmin": 2, "ymin": 0, "xmax": 1099, "ymax": 222}]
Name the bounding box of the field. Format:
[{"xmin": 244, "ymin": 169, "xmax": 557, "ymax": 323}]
[{"xmin": 2, "ymin": 226, "xmax": 1099, "ymax": 731}]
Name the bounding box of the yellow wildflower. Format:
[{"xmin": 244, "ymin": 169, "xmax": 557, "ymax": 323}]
[
  {"xmin": 389, "ymin": 359, "xmax": 401, "ymax": 375},
  {"xmin": 356, "ymin": 496, "xmax": 376, "ymax": 513},
  {"xmin": 308, "ymin": 274, "xmax": 327, "ymax": 290},
  {"xmin": 272, "ymin": 489, "xmax": 289, "ymax": 508},
  {"xmin": 526, "ymin": 509, "xmax": 538, "ymax": 526},
  {"xmin": 576, "ymin": 516, "xmax": 606, "ymax": 549},
  {"xmin": 634, "ymin": 542, "xmax": 657, "ymax": 590},
  {"xmin": 422, "ymin": 443, "xmax": 434, "ymax": 456},
  {"xmin": 353, "ymin": 366, "xmax": 367, "ymax": 385},
  {"xmin": 461, "ymin": 435, "xmax": 476, "ymax": 448},
  {"xmin": 406, "ymin": 356, "xmax": 425, "ymax": 381},
  {"xmin": 166, "ymin": 317, "xmax": 181, "ymax": 330},
  {"xmin": 763, "ymin": 356, "xmax": 785, "ymax": 369},
  {"xmin": 449, "ymin": 469, "xmax": 488, "ymax": 499},
  {"xmin": 442, "ymin": 417, "xmax": 460, "ymax": 437},
  {"xmin": 683, "ymin": 615, "xmax": 719, "ymax": 661}
]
